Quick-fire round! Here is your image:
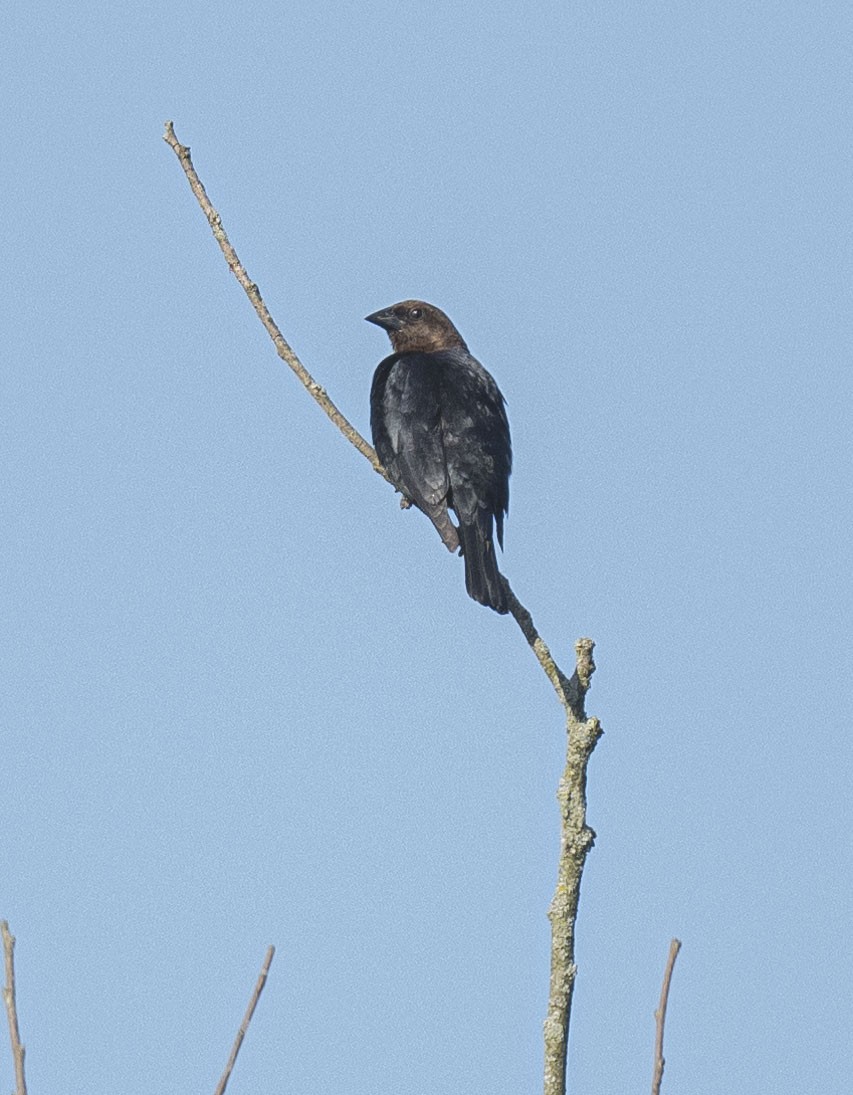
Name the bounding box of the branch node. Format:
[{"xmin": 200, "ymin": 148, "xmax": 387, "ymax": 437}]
[{"xmin": 573, "ymin": 637, "xmax": 596, "ymax": 690}]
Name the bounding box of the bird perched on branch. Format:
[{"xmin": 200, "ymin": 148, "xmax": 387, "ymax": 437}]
[{"xmin": 367, "ymin": 300, "xmax": 511, "ymax": 614}]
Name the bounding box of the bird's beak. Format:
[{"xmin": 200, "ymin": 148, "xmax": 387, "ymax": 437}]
[{"xmin": 365, "ymin": 307, "xmax": 403, "ymax": 332}]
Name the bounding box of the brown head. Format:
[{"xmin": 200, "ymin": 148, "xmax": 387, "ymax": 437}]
[{"xmin": 365, "ymin": 300, "xmax": 468, "ymax": 354}]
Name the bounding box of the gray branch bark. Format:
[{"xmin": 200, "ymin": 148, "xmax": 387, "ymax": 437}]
[
  {"xmin": 651, "ymin": 939, "xmax": 682, "ymax": 1095},
  {"xmin": 214, "ymin": 946, "xmax": 276, "ymax": 1095},
  {"xmin": 2, "ymin": 921, "xmax": 28, "ymax": 1095}
]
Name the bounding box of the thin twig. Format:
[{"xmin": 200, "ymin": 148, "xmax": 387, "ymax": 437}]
[
  {"xmin": 162, "ymin": 122, "xmax": 386, "ymax": 479},
  {"xmin": 163, "ymin": 123, "xmax": 587, "ymax": 704},
  {"xmin": 214, "ymin": 945, "xmax": 276, "ymax": 1095},
  {"xmin": 164, "ymin": 124, "xmax": 601, "ymax": 1095},
  {"xmin": 651, "ymin": 938, "xmax": 682, "ymax": 1095},
  {"xmin": 2, "ymin": 921, "xmax": 28, "ymax": 1095},
  {"xmin": 503, "ymin": 583, "xmax": 580, "ymax": 711}
]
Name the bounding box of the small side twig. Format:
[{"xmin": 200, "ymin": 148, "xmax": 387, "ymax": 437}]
[
  {"xmin": 213, "ymin": 945, "xmax": 276, "ymax": 1095},
  {"xmin": 2, "ymin": 921, "xmax": 28, "ymax": 1095},
  {"xmin": 651, "ymin": 938, "xmax": 682, "ymax": 1095}
]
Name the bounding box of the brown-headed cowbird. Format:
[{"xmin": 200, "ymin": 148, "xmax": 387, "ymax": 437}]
[{"xmin": 366, "ymin": 300, "xmax": 511, "ymax": 614}]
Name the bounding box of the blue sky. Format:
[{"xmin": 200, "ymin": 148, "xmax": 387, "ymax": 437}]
[{"xmin": 2, "ymin": 2, "xmax": 850, "ymax": 1093}]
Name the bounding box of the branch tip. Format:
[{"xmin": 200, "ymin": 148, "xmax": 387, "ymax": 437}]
[
  {"xmin": 651, "ymin": 938, "xmax": 682, "ymax": 1095},
  {"xmin": 213, "ymin": 945, "xmax": 276, "ymax": 1095},
  {"xmin": 2, "ymin": 920, "xmax": 28, "ymax": 1095},
  {"xmin": 163, "ymin": 126, "xmax": 387, "ymax": 477}
]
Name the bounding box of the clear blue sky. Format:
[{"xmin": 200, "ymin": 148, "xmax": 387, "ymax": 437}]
[{"xmin": 2, "ymin": 3, "xmax": 850, "ymax": 1093}]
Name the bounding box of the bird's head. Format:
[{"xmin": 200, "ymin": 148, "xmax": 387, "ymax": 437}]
[{"xmin": 365, "ymin": 300, "xmax": 467, "ymax": 354}]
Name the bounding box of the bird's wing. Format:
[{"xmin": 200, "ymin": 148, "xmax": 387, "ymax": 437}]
[
  {"xmin": 370, "ymin": 353, "xmax": 450, "ymax": 509},
  {"xmin": 437, "ymin": 350, "xmax": 511, "ymax": 545}
]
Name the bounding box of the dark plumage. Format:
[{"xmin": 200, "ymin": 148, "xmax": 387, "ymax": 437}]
[{"xmin": 367, "ymin": 300, "xmax": 511, "ymax": 614}]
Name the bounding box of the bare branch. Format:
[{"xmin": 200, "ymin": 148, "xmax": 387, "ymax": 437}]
[
  {"xmin": 164, "ymin": 124, "xmax": 602, "ymax": 1095},
  {"xmin": 503, "ymin": 584, "xmax": 580, "ymax": 711},
  {"xmin": 163, "ymin": 123, "xmax": 586, "ymax": 700},
  {"xmin": 162, "ymin": 122, "xmax": 386, "ymax": 479},
  {"xmin": 214, "ymin": 945, "xmax": 276, "ymax": 1095},
  {"xmin": 542, "ymin": 641, "xmax": 602, "ymax": 1095},
  {"xmin": 651, "ymin": 938, "xmax": 682, "ymax": 1095},
  {"xmin": 2, "ymin": 921, "xmax": 28, "ymax": 1095}
]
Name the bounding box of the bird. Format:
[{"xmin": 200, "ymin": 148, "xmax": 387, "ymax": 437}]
[{"xmin": 366, "ymin": 300, "xmax": 511, "ymax": 614}]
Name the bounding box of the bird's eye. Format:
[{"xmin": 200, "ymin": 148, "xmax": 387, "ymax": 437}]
[{"xmin": 409, "ymin": 308, "xmax": 422, "ymax": 319}]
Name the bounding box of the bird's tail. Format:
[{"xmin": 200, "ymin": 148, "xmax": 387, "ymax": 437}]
[{"xmin": 458, "ymin": 517, "xmax": 508, "ymax": 615}]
